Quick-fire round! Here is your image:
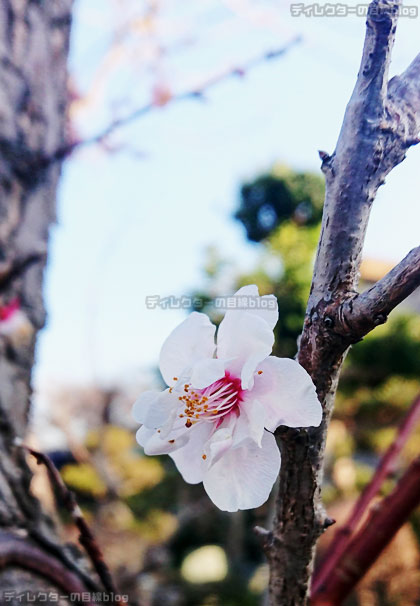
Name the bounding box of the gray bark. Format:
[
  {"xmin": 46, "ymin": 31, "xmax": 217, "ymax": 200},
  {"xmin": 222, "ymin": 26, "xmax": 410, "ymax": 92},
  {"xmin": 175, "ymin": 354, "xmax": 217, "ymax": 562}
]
[
  {"xmin": 265, "ymin": 2, "xmax": 420, "ymax": 604},
  {"xmin": 0, "ymin": 1, "xmax": 97, "ymax": 603}
]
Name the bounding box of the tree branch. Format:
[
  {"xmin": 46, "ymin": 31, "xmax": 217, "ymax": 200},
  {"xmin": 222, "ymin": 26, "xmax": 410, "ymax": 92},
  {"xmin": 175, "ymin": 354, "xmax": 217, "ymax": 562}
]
[
  {"xmin": 266, "ymin": 2, "xmax": 420, "ymax": 604},
  {"xmin": 24, "ymin": 445, "xmax": 126, "ymax": 605},
  {"xmin": 339, "ymin": 246, "xmax": 420, "ymax": 340},
  {"xmin": 311, "ymin": 392, "xmax": 420, "ymax": 598},
  {"xmin": 311, "ymin": 456, "xmax": 420, "ymax": 606},
  {"xmin": 0, "ymin": 530, "xmax": 95, "ymax": 606},
  {"xmin": 45, "ymin": 37, "xmax": 301, "ymax": 165}
]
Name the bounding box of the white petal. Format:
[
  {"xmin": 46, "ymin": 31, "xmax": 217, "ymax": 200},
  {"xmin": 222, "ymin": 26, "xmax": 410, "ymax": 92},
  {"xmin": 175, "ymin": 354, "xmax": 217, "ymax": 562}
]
[
  {"xmin": 159, "ymin": 312, "xmax": 216, "ymax": 386},
  {"xmin": 132, "ymin": 389, "xmax": 176, "ymax": 429},
  {"xmin": 232, "ymin": 285, "xmax": 278, "ymax": 330},
  {"xmin": 208, "ymin": 425, "xmax": 234, "ymax": 465},
  {"xmin": 136, "ymin": 426, "xmax": 188, "ymax": 455},
  {"xmin": 169, "ymin": 422, "xmax": 215, "ymax": 484},
  {"xmin": 203, "ymin": 431, "xmax": 280, "ymax": 512},
  {"xmin": 233, "ymin": 399, "xmax": 265, "ymax": 448},
  {"xmin": 190, "ymin": 358, "xmax": 226, "ymax": 389},
  {"xmin": 132, "ymin": 391, "xmax": 160, "ymax": 423},
  {"xmin": 248, "ymin": 356, "xmax": 322, "ymax": 431},
  {"xmin": 217, "ymin": 311, "xmax": 274, "ymax": 390},
  {"xmin": 136, "ymin": 425, "xmax": 154, "ymax": 446}
]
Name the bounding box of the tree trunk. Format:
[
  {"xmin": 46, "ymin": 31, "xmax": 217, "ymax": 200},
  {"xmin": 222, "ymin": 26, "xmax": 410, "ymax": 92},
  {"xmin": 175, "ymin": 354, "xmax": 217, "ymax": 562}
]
[
  {"xmin": 265, "ymin": 2, "xmax": 420, "ymax": 604},
  {"xmin": 0, "ymin": 2, "xmax": 95, "ymax": 603}
]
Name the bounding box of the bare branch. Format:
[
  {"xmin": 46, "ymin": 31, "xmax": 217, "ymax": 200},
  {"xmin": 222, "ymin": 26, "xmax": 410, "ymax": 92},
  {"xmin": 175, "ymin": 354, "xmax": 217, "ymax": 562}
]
[
  {"xmin": 312, "ymin": 392, "xmax": 420, "ymax": 597},
  {"xmin": 24, "ymin": 445, "xmax": 126, "ymax": 605},
  {"xmin": 311, "ymin": 456, "xmax": 420, "ymax": 605},
  {"xmin": 387, "ymin": 53, "xmax": 420, "ymax": 137},
  {"xmin": 46, "ymin": 37, "xmax": 301, "ymax": 165},
  {"xmin": 0, "ymin": 530, "xmax": 95, "ymax": 606},
  {"xmin": 340, "ymin": 246, "xmax": 420, "ymax": 340},
  {"xmin": 308, "ymin": 1, "xmax": 413, "ymax": 309},
  {"xmin": 267, "ymin": 2, "xmax": 420, "ymax": 604}
]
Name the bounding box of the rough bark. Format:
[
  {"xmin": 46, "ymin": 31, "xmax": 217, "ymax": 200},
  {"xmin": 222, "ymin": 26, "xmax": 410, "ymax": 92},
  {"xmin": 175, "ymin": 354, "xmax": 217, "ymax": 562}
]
[
  {"xmin": 265, "ymin": 2, "xmax": 420, "ymax": 605},
  {"xmin": 0, "ymin": 1, "xmax": 98, "ymax": 603}
]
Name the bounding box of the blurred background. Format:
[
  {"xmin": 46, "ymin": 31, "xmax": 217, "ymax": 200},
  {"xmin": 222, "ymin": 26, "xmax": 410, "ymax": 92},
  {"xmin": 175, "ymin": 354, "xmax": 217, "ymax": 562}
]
[{"xmin": 24, "ymin": 1, "xmax": 420, "ymax": 605}]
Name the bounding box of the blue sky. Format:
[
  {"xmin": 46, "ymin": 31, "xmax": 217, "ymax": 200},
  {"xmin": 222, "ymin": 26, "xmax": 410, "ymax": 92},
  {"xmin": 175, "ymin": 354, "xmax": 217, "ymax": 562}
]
[{"xmin": 33, "ymin": 0, "xmax": 420, "ymax": 392}]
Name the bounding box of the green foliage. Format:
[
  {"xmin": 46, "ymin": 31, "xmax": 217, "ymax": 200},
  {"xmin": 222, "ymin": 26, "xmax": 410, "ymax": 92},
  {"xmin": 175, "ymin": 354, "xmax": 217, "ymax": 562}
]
[
  {"xmin": 235, "ymin": 165, "xmax": 324, "ymax": 242},
  {"xmin": 344, "ymin": 315, "xmax": 420, "ymax": 386},
  {"xmin": 61, "ymin": 462, "xmax": 107, "ymax": 498}
]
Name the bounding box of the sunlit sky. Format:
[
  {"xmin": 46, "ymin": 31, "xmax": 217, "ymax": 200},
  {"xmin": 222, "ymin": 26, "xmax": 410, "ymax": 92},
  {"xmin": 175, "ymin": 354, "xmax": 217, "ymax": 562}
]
[{"xmin": 33, "ymin": 0, "xmax": 420, "ymax": 393}]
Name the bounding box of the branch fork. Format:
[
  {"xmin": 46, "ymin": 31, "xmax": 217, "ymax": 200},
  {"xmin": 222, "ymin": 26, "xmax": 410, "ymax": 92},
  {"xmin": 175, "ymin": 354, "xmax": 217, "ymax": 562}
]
[{"xmin": 267, "ymin": 1, "xmax": 420, "ymax": 604}]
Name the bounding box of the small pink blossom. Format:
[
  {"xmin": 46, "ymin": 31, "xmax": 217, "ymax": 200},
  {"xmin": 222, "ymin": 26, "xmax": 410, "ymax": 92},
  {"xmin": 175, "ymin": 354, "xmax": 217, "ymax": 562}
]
[
  {"xmin": 133, "ymin": 285, "xmax": 322, "ymax": 512},
  {"xmin": 0, "ymin": 298, "xmax": 33, "ymax": 345}
]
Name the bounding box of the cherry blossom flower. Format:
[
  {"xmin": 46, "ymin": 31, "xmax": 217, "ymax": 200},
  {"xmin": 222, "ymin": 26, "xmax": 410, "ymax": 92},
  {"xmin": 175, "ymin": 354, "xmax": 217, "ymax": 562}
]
[
  {"xmin": 133, "ymin": 285, "xmax": 322, "ymax": 512},
  {"xmin": 0, "ymin": 298, "xmax": 33, "ymax": 346}
]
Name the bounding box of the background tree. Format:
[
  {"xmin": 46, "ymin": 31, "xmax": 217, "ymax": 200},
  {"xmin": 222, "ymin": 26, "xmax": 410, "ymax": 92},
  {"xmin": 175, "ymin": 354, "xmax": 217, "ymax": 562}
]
[{"xmin": 0, "ymin": 0, "xmax": 94, "ymax": 601}]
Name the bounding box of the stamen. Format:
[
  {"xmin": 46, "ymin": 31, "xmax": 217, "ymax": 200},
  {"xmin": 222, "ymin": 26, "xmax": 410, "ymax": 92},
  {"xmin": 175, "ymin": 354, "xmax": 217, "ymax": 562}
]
[{"xmin": 178, "ymin": 373, "xmax": 243, "ymax": 426}]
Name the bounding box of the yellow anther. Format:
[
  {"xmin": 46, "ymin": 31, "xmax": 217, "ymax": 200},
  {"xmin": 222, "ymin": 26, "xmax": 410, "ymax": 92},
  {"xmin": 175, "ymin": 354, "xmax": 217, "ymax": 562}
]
[
  {"xmin": 258, "ymin": 370, "xmax": 263, "ymax": 375},
  {"xmin": 168, "ymin": 439, "xmax": 175, "ymax": 444},
  {"xmin": 173, "ymin": 377, "xmax": 178, "ymax": 381},
  {"xmin": 202, "ymin": 454, "xmax": 207, "ymax": 460},
  {"xmin": 185, "ymin": 419, "xmax": 192, "ymax": 428}
]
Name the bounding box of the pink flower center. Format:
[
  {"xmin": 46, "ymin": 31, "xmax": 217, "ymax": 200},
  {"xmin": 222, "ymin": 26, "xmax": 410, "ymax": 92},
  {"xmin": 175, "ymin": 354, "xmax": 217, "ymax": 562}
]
[
  {"xmin": 177, "ymin": 372, "xmax": 243, "ymax": 428},
  {"xmin": 0, "ymin": 297, "xmax": 20, "ymax": 322}
]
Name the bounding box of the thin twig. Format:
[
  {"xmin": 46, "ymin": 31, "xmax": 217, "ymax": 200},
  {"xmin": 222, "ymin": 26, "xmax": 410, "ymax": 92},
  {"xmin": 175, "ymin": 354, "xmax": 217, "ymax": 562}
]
[
  {"xmin": 311, "ymin": 456, "xmax": 420, "ymax": 605},
  {"xmin": 23, "ymin": 444, "xmax": 127, "ymax": 605},
  {"xmin": 312, "ymin": 392, "xmax": 420, "ymax": 597},
  {"xmin": 44, "ymin": 37, "xmax": 301, "ymax": 165}
]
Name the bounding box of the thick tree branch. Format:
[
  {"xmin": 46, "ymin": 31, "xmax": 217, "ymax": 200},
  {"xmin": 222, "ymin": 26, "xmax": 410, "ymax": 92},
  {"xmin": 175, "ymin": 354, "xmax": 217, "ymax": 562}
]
[
  {"xmin": 340, "ymin": 246, "xmax": 420, "ymax": 340},
  {"xmin": 0, "ymin": 530, "xmax": 95, "ymax": 606},
  {"xmin": 267, "ymin": 2, "xmax": 420, "ymax": 604},
  {"xmin": 311, "ymin": 456, "xmax": 420, "ymax": 606}
]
